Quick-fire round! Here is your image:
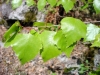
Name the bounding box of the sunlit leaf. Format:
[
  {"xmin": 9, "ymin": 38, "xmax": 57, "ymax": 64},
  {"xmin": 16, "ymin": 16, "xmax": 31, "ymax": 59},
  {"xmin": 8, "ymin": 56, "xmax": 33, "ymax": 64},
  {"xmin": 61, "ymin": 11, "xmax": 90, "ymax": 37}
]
[
  {"xmin": 93, "ymin": 0, "xmax": 100, "ymax": 14},
  {"xmin": 47, "ymin": 0, "xmax": 56, "ymax": 7},
  {"xmin": 39, "ymin": 30, "xmax": 61, "ymax": 61},
  {"xmin": 26, "ymin": 0, "xmax": 35, "ymax": 6},
  {"xmin": 91, "ymin": 34, "xmax": 100, "ymax": 47},
  {"xmin": 3, "ymin": 21, "xmax": 21, "ymax": 42},
  {"xmin": 30, "ymin": 29, "xmax": 36, "ymax": 35},
  {"xmin": 61, "ymin": 0, "xmax": 74, "ymax": 13},
  {"xmin": 61, "ymin": 17, "xmax": 87, "ymax": 47},
  {"xmin": 34, "ymin": 22, "xmax": 53, "ymax": 27},
  {"xmin": 85, "ymin": 24, "xmax": 100, "ymax": 41},
  {"xmin": 54, "ymin": 30, "xmax": 75, "ymax": 57},
  {"xmin": 57, "ymin": 0, "xmax": 62, "ymax": 6},
  {"xmin": 11, "ymin": 0, "xmax": 22, "ymax": 9},
  {"xmin": 5, "ymin": 33, "xmax": 42, "ymax": 64},
  {"xmin": 37, "ymin": 0, "xmax": 46, "ymax": 10}
]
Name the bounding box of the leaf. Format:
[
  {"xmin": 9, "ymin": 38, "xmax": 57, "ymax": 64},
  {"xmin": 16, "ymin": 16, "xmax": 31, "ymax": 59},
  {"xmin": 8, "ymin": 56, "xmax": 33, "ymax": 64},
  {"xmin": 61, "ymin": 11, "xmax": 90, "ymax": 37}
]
[
  {"xmin": 85, "ymin": 24, "xmax": 100, "ymax": 41},
  {"xmin": 89, "ymin": 70, "xmax": 100, "ymax": 75},
  {"xmin": 47, "ymin": 0, "xmax": 56, "ymax": 7},
  {"xmin": 88, "ymin": 0, "xmax": 93, "ymax": 3},
  {"xmin": 26, "ymin": 0, "xmax": 35, "ymax": 6},
  {"xmin": 11, "ymin": 0, "xmax": 22, "ymax": 9},
  {"xmin": 93, "ymin": 0, "xmax": 100, "ymax": 14},
  {"xmin": 81, "ymin": 3, "xmax": 89, "ymax": 10},
  {"xmin": 34, "ymin": 22, "xmax": 53, "ymax": 27},
  {"xmin": 57, "ymin": 0, "xmax": 62, "ymax": 6},
  {"xmin": 54, "ymin": 30, "xmax": 75, "ymax": 57},
  {"xmin": 5, "ymin": 33, "xmax": 42, "ymax": 64},
  {"xmin": 52, "ymin": 73, "xmax": 56, "ymax": 75},
  {"xmin": 54, "ymin": 30, "xmax": 67, "ymax": 53},
  {"xmin": 61, "ymin": 0, "xmax": 74, "ymax": 13},
  {"xmin": 91, "ymin": 34, "xmax": 100, "ymax": 47},
  {"xmin": 54, "ymin": 30, "xmax": 64, "ymax": 46},
  {"xmin": 61, "ymin": 17, "xmax": 87, "ymax": 47},
  {"xmin": 39, "ymin": 30, "xmax": 61, "ymax": 62},
  {"xmin": 30, "ymin": 29, "xmax": 36, "ymax": 35},
  {"xmin": 64, "ymin": 44, "xmax": 75, "ymax": 57},
  {"xmin": 3, "ymin": 21, "xmax": 21, "ymax": 42},
  {"xmin": 37, "ymin": 0, "xmax": 46, "ymax": 10}
]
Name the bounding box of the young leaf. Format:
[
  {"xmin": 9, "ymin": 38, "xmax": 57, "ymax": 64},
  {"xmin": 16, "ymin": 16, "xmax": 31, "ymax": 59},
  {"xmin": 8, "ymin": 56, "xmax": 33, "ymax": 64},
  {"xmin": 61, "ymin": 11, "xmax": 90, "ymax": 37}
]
[
  {"xmin": 11, "ymin": 0, "xmax": 22, "ymax": 9},
  {"xmin": 3, "ymin": 21, "xmax": 21, "ymax": 42},
  {"xmin": 52, "ymin": 73, "xmax": 56, "ymax": 75},
  {"xmin": 54, "ymin": 30, "xmax": 67, "ymax": 53},
  {"xmin": 37, "ymin": 0, "xmax": 46, "ymax": 10},
  {"xmin": 30, "ymin": 29, "xmax": 36, "ymax": 35},
  {"xmin": 91, "ymin": 34, "xmax": 100, "ymax": 47},
  {"xmin": 93, "ymin": 0, "xmax": 100, "ymax": 14},
  {"xmin": 85, "ymin": 24, "xmax": 100, "ymax": 41},
  {"xmin": 61, "ymin": 17, "xmax": 87, "ymax": 47},
  {"xmin": 61, "ymin": 0, "xmax": 74, "ymax": 13},
  {"xmin": 39, "ymin": 30, "xmax": 61, "ymax": 62},
  {"xmin": 34, "ymin": 22, "xmax": 53, "ymax": 27},
  {"xmin": 64, "ymin": 44, "xmax": 75, "ymax": 57},
  {"xmin": 26, "ymin": 0, "xmax": 35, "ymax": 6},
  {"xmin": 54, "ymin": 30, "xmax": 75, "ymax": 57},
  {"xmin": 47, "ymin": 0, "xmax": 56, "ymax": 7},
  {"xmin": 5, "ymin": 33, "xmax": 42, "ymax": 64},
  {"xmin": 57, "ymin": 0, "xmax": 62, "ymax": 6}
]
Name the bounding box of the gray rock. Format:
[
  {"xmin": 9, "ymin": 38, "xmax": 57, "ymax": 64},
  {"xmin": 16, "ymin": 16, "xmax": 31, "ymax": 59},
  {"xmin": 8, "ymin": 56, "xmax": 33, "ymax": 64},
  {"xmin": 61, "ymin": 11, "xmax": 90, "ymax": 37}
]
[
  {"xmin": 1, "ymin": 2, "xmax": 12, "ymax": 19},
  {"xmin": 94, "ymin": 54, "xmax": 100, "ymax": 67},
  {"xmin": 0, "ymin": 0, "xmax": 46, "ymax": 22},
  {"xmin": 0, "ymin": 41, "xmax": 4, "ymax": 48},
  {"xmin": 9, "ymin": 1, "xmax": 29, "ymax": 20},
  {"xmin": 57, "ymin": 54, "xmax": 79, "ymax": 68},
  {"xmin": 36, "ymin": 11, "xmax": 46, "ymax": 22}
]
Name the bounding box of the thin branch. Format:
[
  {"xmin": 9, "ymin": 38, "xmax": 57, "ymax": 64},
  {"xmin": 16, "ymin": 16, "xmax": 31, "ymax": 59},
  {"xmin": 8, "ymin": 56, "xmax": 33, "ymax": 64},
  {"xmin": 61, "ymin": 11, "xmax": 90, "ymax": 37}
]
[
  {"xmin": 84, "ymin": 21, "xmax": 100, "ymax": 24},
  {"xmin": 33, "ymin": 21, "xmax": 100, "ymax": 27}
]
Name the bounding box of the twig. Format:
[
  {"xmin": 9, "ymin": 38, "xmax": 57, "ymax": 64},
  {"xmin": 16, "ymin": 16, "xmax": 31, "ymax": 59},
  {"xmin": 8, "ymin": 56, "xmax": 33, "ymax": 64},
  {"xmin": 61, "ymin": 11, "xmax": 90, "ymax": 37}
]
[
  {"xmin": 33, "ymin": 21, "xmax": 100, "ymax": 27},
  {"xmin": 84, "ymin": 21, "xmax": 100, "ymax": 24}
]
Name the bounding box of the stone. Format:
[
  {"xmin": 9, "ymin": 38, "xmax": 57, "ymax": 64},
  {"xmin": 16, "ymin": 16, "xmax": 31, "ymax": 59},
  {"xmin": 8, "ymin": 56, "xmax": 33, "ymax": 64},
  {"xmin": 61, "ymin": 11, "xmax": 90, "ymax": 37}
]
[{"xmin": 9, "ymin": 1, "xmax": 29, "ymax": 20}]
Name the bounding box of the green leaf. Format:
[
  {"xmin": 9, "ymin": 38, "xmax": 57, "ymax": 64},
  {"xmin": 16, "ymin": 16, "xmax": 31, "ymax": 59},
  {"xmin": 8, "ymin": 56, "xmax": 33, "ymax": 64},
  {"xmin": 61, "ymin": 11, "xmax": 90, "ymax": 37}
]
[
  {"xmin": 61, "ymin": 0, "xmax": 74, "ymax": 13},
  {"xmin": 39, "ymin": 30, "xmax": 61, "ymax": 62},
  {"xmin": 37, "ymin": 0, "xmax": 46, "ymax": 10},
  {"xmin": 3, "ymin": 21, "xmax": 21, "ymax": 42},
  {"xmin": 52, "ymin": 73, "xmax": 56, "ymax": 75},
  {"xmin": 79, "ymin": 70, "xmax": 84, "ymax": 74},
  {"xmin": 54, "ymin": 30, "xmax": 75, "ymax": 57},
  {"xmin": 93, "ymin": 0, "xmax": 100, "ymax": 14},
  {"xmin": 88, "ymin": 0, "xmax": 93, "ymax": 3},
  {"xmin": 54, "ymin": 30, "xmax": 67, "ymax": 51},
  {"xmin": 30, "ymin": 29, "xmax": 36, "ymax": 35},
  {"xmin": 85, "ymin": 24, "xmax": 100, "ymax": 41},
  {"xmin": 89, "ymin": 70, "xmax": 100, "ymax": 75},
  {"xmin": 34, "ymin": 22, "xmax": 53, "ymax": 27},
  {"xmin": 61, "ymin": 17, "xmax": 87, "ymax": 47},
  {"xmin": 91, "ymin": 34, "xmax": 100, "ymax": 47},
  {"xmin": 81, "ymin": 3, "xmax": 89, "ymax": 10},
  {"xmin": 47, "ymin": 0, "xmax": 56, "ymax": 7},
  {"xmin": 26, "ymin": 0, "xmax": 35, "ymax": 6},
  {"xmin": 5, "ymin": 33, "xmax": 42, "ymax": 64},
  {"xmin": 64, "ymin": 44, "xmax": 75, "ymax": 57},
  {"xmin": 11, "ymin": 0, "xmax": 22, "ymax": 9}
]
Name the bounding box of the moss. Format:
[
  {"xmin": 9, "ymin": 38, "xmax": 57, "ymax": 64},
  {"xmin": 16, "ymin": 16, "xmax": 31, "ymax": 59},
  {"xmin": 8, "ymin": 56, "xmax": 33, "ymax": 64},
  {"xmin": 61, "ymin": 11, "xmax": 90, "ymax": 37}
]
[
  {"xmin": 0, "ymin": 19, "xmax": 7, "ymax": 25},
  {"xmin": 24, "ymin": 11, "xmax": 36, "ymax": 22}
]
